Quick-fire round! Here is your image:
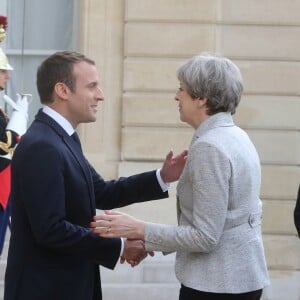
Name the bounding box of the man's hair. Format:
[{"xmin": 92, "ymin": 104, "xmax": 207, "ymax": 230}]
[{"xmin": 36, "ymin": 51, "xmax": 95, "ymax": 104}]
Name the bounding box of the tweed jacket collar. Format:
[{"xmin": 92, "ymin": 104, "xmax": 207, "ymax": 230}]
[{"xmin": 192, "ymin": 112, "xmax": 235, "ymax": 143}]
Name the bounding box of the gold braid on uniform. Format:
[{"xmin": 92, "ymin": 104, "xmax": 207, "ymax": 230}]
[
  {"xmin": 0, "ymin": 107, "xmax": 17, "ymax": 156},
  {"xmin": 0, "ymin": 130, "xmax": 14, "ymax": 155}
]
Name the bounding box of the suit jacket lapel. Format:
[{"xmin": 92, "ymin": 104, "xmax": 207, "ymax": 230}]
[
  {"xmin": 63, "ymin": 135, "xmax": 96, "ymax": 212},
  {"xmin": 35, "ymin": 110, "xmax": 95, "ymax": 213}
]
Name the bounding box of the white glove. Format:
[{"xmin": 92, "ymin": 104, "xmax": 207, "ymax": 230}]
[
  {"xmin": 15, "ymin": 93, "xmax": 29, "ymax": 115},
  {"xmin": 6, "ymin": 94, "xmax": 29, "ymax": 136},
  {"xmin": 3, "ymin": 94, "xmax": 19, "ymax": 110},
  {"xmin": 3, "ymin": 93, "xmax": 29, "ymax": 117}
]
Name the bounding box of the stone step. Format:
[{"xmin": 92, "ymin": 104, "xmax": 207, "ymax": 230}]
[
  {"xmin": 102, "ymin": 283, "xmax": 180, "ymax": 300},
  {"xmin": 0, "ymin": 280, "xmax": 3, "ymax": 300},
  {"xmin": 0, "ymin": 261, "xmax": 6, "ymax": 281},
  {"xmin": 100, "ymin": 253, "xmax": 177, "ymax": 284}
]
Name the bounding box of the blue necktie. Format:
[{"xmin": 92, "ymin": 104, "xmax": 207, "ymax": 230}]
[{"xmin": 71, "ymin": 132, "xmax": 82, "ymax": 151}]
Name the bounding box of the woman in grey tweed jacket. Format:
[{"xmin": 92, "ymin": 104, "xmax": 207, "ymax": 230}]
[{"xmin": 92, "ymin": 54, "xmax": 270, "ymax": 300}]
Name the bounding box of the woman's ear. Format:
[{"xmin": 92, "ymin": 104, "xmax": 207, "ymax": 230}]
[
  {"xmin": 197, "ymin": 97, "xmax": 208, "ymax": 108},
  {"xmin": 54, "ymin": 82, "xmax": 69, "ymax": 100}
]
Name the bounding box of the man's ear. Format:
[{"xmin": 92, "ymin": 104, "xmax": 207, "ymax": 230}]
[{"xmin": 54, "ymin": 82, "xmax": 69, "ymax": 100}]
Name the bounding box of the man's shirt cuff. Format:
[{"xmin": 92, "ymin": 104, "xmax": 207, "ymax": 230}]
[{"xmin": 156, "ymin": 169, "xmax": 169, "ymax": 192}]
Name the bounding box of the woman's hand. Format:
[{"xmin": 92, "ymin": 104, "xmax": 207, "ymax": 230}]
[{"xmin": 90, "ymin": 210, "xmax": 145, "ymax": 240}]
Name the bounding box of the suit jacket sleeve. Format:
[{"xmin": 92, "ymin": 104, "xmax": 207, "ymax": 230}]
[
  {"xmin": 88, "ymin": 162, "xmax": 168, "ymax": 210},
  {"xmin": 144, "ymin": 142, "xmax": 230, "ymax": 253},
  {"xmin": 294, "ymin": 185, "xmax": 300, "ymax": 237}
]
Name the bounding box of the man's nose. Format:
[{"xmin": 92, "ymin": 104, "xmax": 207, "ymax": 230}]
[{"xmin": 97, "ymin": 87, "xmax": 105, "ymax": 101}]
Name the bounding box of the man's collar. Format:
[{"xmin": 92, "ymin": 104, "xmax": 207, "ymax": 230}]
[{"xmin": 42, "ymin": 105, "xmax": 75, "ymax": 136}]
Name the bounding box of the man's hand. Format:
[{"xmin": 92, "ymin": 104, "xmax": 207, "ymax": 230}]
[
  {"xmin": 122, "ymin": 239, "xmax": 152, "ymax": 267},
  {"xmin": 160, "ymin": 150, "xmax": 188, "ymax": 183}
]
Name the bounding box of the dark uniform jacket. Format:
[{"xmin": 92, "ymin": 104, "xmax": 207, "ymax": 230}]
[{"xmin": 0, "ymin": 107, "xmax": 19, "ymax": 210}]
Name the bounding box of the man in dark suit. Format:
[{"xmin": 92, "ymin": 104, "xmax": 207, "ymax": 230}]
[
  {"xmin": 4, "ymin": 51, "xmax": 187, "ymax": 300},
  {"xmin": 294, "ymin": 185, "xmax": 300, "ymax": 237}
]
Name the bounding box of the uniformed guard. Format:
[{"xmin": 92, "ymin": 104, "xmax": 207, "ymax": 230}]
[{"xmin": 0, "ymin": 15, "xmax": 29, "ymax": 255}]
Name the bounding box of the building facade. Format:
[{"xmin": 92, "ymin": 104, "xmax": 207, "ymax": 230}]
[
  {"xmin": 80, "ymin": 1, "xmax": 300, "ymax": 299},
  {"xmin": 1, "ymin": 1, "xmax": 300, "ymax": 299}
]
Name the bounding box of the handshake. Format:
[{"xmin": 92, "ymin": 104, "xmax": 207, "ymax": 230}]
[
  {"xmin": 90, "ymin": 210, "xmax": 153, "ymax": 267},
  {"xmin": 121, "ymin": 239, "xmax": 154, "ymax": 267}
]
